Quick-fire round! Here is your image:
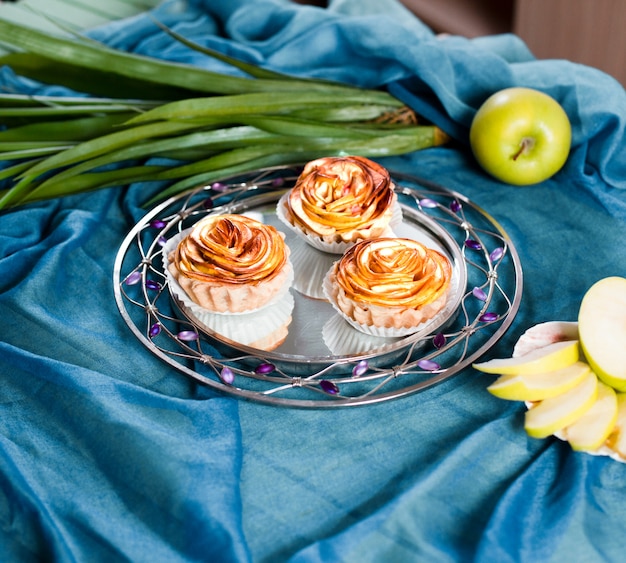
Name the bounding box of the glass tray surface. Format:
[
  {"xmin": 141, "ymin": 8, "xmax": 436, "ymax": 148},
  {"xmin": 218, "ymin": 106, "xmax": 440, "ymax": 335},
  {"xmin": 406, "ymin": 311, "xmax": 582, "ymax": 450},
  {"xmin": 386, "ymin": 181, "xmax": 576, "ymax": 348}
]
[{"xmin": 113, "ymin": 166, "xmax": 523, "ymax": 407}]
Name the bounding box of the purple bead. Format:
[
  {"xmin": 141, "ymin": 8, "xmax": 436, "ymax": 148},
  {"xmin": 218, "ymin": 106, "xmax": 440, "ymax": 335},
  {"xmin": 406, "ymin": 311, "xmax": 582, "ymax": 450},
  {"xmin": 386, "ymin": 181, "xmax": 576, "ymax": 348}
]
[
  {"xmin": 124, "ymin": 271, "xmax": 142, "ymax": 286},
  {"xmin": 450, "ymin": 200, "xmax": 462, "ymax": 213},
  {"xmin": 157, "ymin": 236, "xmax": 167, "ymax": 247},
  {"xmin": 465, "ymin": 239, "xmax": 482, "ymax": 251},
  {"xmin": 150, "ymin": 219, "xmax": 166, "ymax": 229},
  {"xmin": 419, "ymin": 198, "xmax": 438, "ymax": 208},
  {"xmin": 255, "ymin": 363, "xmax": 275, "ymax": 375},
  {"xmin": 352, "ymin": 360, "xmax": 369, "ymax": 378},
  {"xmin": 203, "ymin": 197, "xmax": 214, "ymax": 210},
  {"xmin": 145, "ymin": 279, "xmax": 161, "ymax": 291},
  {"xmin": 177, "ymin": 330, "xmax": 198, "ymax": 341},
  {"xmin": 149, "ymin": 323, "xmax": 161, "ymax": 338},
  {"xmin": 211, "ymin": 182, "xmax": 228, "ymax": 192},
  {"xmin": 472, "ymin": 287, "xmax": 488, "ymax": 301},
  {"xmin": 479, "ymin": 312, "xmax": 499, "ymax": 322},
  {"xmin": 320, "ymin": 380, "xmax": 339, "ymax": 394},
  {"xmin": 220, "ymin": 367, "xmax": 235, "ymax": 385},
  {"xmin": 272, "ymin": 177, "xmax": 285, "ymax": 187},
  {"xmin": 418, "ymin": 359, "xmax": 440, "ymax": 371},
  {"xmin": 490, "ymin": 247, "xmax": 504, "ymax": 262},
  {"xmin": 433, "ymin": 332, "xmax": 446, "ymax": 349}
]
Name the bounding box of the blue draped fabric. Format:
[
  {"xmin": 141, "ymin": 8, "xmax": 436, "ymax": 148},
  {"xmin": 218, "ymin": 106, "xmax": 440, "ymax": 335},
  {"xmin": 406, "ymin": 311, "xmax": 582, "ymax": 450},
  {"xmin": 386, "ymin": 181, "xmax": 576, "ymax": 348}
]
[{"xmin": 1, "ymin": 0, "xmax": 626, "ymax": 561}]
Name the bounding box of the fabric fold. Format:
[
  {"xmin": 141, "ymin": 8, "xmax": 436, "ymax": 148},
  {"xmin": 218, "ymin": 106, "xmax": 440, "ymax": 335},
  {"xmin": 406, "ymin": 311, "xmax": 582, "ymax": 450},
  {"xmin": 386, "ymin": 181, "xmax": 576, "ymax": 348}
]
[{"xmin": 2, "ymin": 1, "xmax": 626, "ymax": 561}]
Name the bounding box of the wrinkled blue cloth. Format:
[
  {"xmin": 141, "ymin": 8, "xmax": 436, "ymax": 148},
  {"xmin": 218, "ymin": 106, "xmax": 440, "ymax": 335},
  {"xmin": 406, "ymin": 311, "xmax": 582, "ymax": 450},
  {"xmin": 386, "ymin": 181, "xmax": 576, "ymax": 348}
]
[{"xmin": 1, "ymin": 1, "xmax": 626, "ymax": 562}]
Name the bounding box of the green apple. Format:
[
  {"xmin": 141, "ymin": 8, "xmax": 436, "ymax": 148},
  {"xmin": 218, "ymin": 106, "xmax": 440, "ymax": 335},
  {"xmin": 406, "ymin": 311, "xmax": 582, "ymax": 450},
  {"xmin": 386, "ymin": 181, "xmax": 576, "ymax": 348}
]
[
  {"xmin": 469, "ymin": 87, "xmax": 572, "ymax": 185},
  {"xmin": 579, "ymin": 277, "xmax": 626, "ymax": 391}
]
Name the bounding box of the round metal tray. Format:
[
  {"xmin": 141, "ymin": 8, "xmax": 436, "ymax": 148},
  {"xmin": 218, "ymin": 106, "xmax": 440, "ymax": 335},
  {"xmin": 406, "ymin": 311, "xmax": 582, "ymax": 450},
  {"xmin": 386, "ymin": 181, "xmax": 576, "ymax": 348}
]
[{"xmin": 113, "ymin": 166, "xmax": 523, "ymax": 407}]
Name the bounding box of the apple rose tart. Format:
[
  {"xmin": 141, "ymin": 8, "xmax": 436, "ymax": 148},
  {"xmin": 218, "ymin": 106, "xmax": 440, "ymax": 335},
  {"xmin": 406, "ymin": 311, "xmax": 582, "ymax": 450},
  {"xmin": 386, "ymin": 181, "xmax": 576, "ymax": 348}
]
[
  {"xmin": 277, "ymin": 155, "xmax": 399, "ymax": 253},
  {"xmin": 324, "ymin": 238, "xmax": 452, "ymax": 333},
  {"xmin": 167, "ymin": 214, "xmax": 292, "ymax": 314}
]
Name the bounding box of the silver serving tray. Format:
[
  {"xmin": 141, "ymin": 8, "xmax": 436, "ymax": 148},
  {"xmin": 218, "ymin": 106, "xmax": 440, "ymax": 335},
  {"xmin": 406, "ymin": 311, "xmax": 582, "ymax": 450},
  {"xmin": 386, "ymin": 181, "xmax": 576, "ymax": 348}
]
[{"xmin": 114, "ymin": 166, "xmax": 523, "ymax": 407}]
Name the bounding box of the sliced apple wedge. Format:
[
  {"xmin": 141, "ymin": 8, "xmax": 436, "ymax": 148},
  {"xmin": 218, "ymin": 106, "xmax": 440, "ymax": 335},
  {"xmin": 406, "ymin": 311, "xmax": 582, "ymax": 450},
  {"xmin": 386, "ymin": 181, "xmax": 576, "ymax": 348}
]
[
  {"xmin": 473, "ymin": 339, "xmax": 580, "ymax": 376},
  {"xmin": 606, "ymin": 393, "xmax": 626, "ymax": 459},
  {"xmin": 524, "ymin": 371, "xmax": 598, "ymax": 439},
  {"xmin": 578, "ymin": 276, "xmax": 626, "ymax": 391},
  {"xmin": 562, "ymin": 380, "xmax": 618, "ymax": 451},
  {"xmin": 512, "ymin": 321, "xmax": 579, "ymax": 358},
  {"xmin": 487, "ymin": 361, "xmax": 590, "ymax": 401}
]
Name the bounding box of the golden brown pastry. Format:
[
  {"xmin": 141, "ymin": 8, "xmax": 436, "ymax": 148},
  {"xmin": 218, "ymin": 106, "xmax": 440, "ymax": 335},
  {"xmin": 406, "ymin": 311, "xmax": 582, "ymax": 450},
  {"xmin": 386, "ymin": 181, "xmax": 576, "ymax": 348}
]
[
  {"xmin": 279, "ymin": 155, "xmax": 397, "ymax": 249},
  {"xmin": 167, "ymin": 214, "xmax": 292, "ymax": 313},
  {"xmin": 325, "ymin": 237, "xmax": 452, "ymax": 330}
]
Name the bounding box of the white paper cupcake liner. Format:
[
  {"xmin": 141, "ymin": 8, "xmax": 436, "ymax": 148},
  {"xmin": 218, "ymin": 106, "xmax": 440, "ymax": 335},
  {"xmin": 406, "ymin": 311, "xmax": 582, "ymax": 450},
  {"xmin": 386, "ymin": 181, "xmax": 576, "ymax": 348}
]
[
  {"xmin": 178, "ymin": 289, "xmax": 294, "ymax": 351},
  {"xmin": 185, "ymin": 293, "xmax": 294, "ymax": 349},
  {"xmin": 276, "ymin": 191, "xmax": 403, "ymax": 255},
  {"xmin": 286, "ymin": 231, "xmax": 337, "ymax": 300},
  {"xmin": 162, "ymin": 229, "xmax": 294, "ymax": 316},
  {"xmin": 322, "ymin": 313, "xmax": 398, "ymax": 355}
]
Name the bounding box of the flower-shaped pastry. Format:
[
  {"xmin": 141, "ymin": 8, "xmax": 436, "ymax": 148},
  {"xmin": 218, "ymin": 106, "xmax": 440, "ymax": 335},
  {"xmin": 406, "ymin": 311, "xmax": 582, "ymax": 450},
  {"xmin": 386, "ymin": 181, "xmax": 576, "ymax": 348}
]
[
  {"xmin": 278, "ymin": 156, "xmax": 398, "ymax": 252},
  {"xmin": 325, "ymin": 237, "xmax": 452, "ymax": 332},
  {"xmin": 168, "ymin": 214, "xmax": 292, "ymax": 313}
]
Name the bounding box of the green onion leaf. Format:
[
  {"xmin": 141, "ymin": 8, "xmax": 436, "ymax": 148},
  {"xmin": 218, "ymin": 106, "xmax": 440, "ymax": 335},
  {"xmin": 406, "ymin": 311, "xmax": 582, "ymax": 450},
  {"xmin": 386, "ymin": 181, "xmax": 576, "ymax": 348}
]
[{"xmin": 0, "ymin": 18, "xmax": 390, "ymax": 98}]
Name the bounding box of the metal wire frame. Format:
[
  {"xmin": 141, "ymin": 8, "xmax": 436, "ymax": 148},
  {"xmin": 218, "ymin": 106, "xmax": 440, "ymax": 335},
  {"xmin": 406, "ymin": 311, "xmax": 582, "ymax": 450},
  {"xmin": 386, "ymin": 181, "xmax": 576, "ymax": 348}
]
[{"xmin": 113, "ymin": 166, "xmax": 523, "ymax": 408}]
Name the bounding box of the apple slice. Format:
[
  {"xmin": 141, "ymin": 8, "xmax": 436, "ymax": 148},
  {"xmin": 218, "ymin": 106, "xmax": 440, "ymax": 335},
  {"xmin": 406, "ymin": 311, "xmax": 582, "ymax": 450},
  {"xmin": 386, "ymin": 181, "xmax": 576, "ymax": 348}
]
[
  {"xmin": 524, "ymin": 371, "xmax": 598, "ymax": 439},
  {"xmin": 487, "ymin": 361, "xmax": 590, "ymax": 401},
  {"xmin": 473, "ymin": 339, "xmax": 579, "ymax": 376},
  {"xmin": 512, "ymin": 321, "xmax": 579, "ymax": 358},
  {"xmin": 561, "ymin": 380, "xmax": 618, "ymax": 451},
  {"xmin": 578, "ymin": 277, "xmax": 626, "ymax": 391},
  {"xmin": 606, "ymin": 393, "xmax": 626, "ymax": 459}
]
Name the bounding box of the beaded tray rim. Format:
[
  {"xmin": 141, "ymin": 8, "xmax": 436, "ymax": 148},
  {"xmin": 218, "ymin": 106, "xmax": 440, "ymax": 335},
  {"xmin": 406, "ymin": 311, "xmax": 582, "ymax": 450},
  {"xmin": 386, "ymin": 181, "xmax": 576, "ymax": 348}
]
[{"xmin": 113, "ymin": 165, "xmax": 523, "ymax": 408}]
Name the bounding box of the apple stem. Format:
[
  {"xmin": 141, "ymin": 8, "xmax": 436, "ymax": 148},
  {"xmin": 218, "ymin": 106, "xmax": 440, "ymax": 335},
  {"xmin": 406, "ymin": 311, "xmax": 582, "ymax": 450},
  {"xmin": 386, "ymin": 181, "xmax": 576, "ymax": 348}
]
[{"xmin": 512, "ymin": 137, "xmax": 534, "ymax": 161}]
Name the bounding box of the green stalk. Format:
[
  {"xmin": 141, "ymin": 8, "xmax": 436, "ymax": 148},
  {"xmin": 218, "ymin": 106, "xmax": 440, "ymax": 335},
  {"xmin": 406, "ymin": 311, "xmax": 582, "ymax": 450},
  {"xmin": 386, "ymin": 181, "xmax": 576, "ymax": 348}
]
[
  {"xmin": 0, "ymin": 173, "xmax": 40, "ymax": 209},
  {"xmin": 0, "ymin": 52, "xmax": 193, "ymax": 100},
  {"xmin": 0, "ymin": 18, "xmax": 448, "ymax": 212},
  {"xmin": 25, "ymin": 126, "xmax": 278, "ymax": 194},
  {"xmin": 146, "ymin": 129, "xmax": 441, "ymax": 203},
  {"xmin": 150, "ymin": 17, "xmax": 334, "ymax": 85},
  {"xmin": 0, "ymin": 146, "xmax": 73, "ymax": 161},
  {"xmin": 0, "ymin": 142, "xmax": 74, "ymax": 150},
  {"xmin": 17, "ymin": 117, "xmax": 428, "ymax": 200},
  {"xmin": 15, "ymin": 95, "xmax": 404, "ymax": 183},
  {"xmin": 288, "ymin": 105, "xmax": 409, "ymax": 123},
  {"xmin": 0, "ymin": 159, "xmax": 43, "ymax": 182},
  {"xmin": 14, "ymin": 165, "xmax": 169, "ymax": 206},
  {"xmin": 0, "ymin": 114, "xmax": 132, "ymax": 142},
  {"xmin": 231, "ymin": 115, "xmax": 387, "ymax": 138},
  {"xmin": 12, "ymin": 126, "xmax": 441, "ymax": 209},
  {"xmin": 124, "ymin": 91, "xmax": 402, "ymax": 126},
  {"xmin": 0, "ymin": 18, "xmax": 393, "ymax": 99},
  {"xmin": 0, "ymin": 104, "xmax": 149, "ymax": 117},
  {"xmin": 28, "ymin": 116, "xmax": 383, "ymax": 186},
  {"xmin": 0, "ymin": 93, "xmax": 156, "ymax": 108},
  {"xmin": 19, "ymin": 120, "xmax": 205, "ymax": 179}
]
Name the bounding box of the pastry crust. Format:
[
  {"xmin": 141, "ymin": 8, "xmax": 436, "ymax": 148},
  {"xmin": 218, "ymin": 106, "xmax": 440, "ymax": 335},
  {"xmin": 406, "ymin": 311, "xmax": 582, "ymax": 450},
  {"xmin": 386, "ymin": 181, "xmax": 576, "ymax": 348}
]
[
  {"xmin": 282, "ymin": 156, "xmax": 397, "ymax": 246},
  {"xmin": 246, "ymin": 319, "xmax": 291, "ymax": 351},
  {"xmin": 327, "ymin": 238, "xmax": 452, "ymax": 329},
  {"xmin": 168, "ymin": 214, "xmax": 292, "ymax": 313}
]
